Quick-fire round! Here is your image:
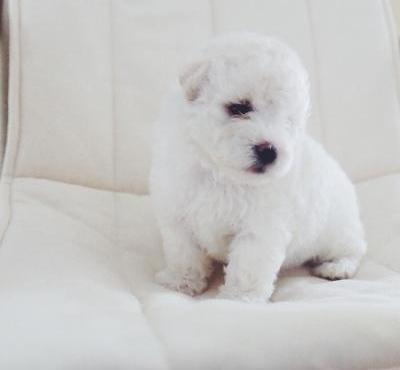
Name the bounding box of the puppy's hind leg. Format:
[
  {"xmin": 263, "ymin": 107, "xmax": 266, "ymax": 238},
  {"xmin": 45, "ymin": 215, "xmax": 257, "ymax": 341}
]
[
  {"xmin": 311, "ymin": 256, "xmax": 362, "ymax": 280},
  {"xmin": 310, "ymin": 235, "xmax": 366, "ymax": 281}
]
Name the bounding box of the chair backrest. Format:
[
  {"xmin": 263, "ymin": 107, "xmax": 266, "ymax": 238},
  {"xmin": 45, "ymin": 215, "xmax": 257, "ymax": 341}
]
[{"xmin": 2, "ymin": 0, "xmax": 400, "ymax": 195}]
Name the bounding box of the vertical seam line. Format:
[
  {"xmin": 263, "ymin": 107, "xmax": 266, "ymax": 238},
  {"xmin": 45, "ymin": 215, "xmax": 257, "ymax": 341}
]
[
  {"xmin": 382, "ymin": 0, "xmax": 400, "ymax": 166},
  {"xmin": 209, "ymin": 0, "xmax": 216, "ymax": 35},
  {"xmin": 108, "ymin": 0, "xmax": 119, "ymax": 255},
  {"xmin": 383, "ymin": 0, "xmax": 400, "ymax": 106},
  {"xmin": 305, "ymin": 0, "xmax": 326, "ymax": 145}
]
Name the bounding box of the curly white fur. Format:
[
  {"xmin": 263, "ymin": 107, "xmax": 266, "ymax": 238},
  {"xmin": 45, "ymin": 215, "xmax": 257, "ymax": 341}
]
[{"xmin": 150, "ymin": 32, "xmax": 366, "ymax": 302}]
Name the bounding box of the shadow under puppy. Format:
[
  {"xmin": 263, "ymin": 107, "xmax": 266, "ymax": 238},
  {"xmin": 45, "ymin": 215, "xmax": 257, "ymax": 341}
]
[{"xmin": 150, "ymin": 32, "xmax": 366, "ymax": 303}]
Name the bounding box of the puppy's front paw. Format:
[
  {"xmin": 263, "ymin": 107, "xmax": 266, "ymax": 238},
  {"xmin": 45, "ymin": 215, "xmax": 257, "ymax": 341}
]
[
  {"xmin": 311, "ymin": 257, "xmax": 360, "ymax": 280},
  {"xmin": 155, "ymin": 268, "xmax": 208, "ymax": 296}
]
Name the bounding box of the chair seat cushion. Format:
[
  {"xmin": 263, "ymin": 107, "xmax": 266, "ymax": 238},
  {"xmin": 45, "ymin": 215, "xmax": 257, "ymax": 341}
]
[{"xmin": 0, "ymin": 177, "xmax": 399, "ymax": 369}]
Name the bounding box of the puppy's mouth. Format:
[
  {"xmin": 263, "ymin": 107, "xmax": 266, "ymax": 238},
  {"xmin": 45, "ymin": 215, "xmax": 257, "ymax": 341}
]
[
  {"xmin": 248, "ymin": 142, "xmax": 278, "ymax": 174},
  {"xmin": 248, "ymin": 163, "xmax": 268, "ymax": 174}
]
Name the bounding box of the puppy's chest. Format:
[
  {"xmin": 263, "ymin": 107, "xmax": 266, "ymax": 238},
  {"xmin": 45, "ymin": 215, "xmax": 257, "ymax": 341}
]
[{"xmin": 185, "ymin": 183, "xmax": 252, "ymax": 260}]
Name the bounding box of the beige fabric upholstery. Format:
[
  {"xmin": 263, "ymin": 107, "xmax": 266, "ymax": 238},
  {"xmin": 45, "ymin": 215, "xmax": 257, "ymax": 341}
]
[
  {"xmin": 3, "ymin": 0, "xmax": 400, "ymax": 195},
  {"xmin": 1, "ymin": 1, "xmax": 400, "ymax": 369}
]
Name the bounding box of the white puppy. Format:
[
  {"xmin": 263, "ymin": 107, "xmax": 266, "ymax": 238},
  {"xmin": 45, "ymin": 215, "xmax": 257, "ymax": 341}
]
[{"xmin": 150, "ymin": 33, "xmax": 366, "ymax": 302}]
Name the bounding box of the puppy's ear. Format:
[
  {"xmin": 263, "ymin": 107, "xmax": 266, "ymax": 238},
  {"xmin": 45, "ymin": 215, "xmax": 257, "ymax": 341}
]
[{"xmin": 179, "ymin": 59, "xmax": 209, "ymax": 101}]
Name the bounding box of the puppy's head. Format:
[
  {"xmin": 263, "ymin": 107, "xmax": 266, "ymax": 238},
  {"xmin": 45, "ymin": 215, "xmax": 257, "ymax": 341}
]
[{"xmin": 179, "ymin": 32, "xmax": 310, "ymax": 184}]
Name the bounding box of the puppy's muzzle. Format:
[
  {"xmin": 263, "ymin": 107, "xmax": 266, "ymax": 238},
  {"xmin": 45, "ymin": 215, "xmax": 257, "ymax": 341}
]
[{"xmin": 250, "ymin": 141, "xmax": 277, "ymax": 174}]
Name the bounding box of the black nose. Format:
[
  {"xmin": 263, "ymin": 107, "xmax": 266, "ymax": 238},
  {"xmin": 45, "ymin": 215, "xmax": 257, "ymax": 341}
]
[{"xmin": 251, "ymin": 141, "xmax": 277, "ymax": 173}]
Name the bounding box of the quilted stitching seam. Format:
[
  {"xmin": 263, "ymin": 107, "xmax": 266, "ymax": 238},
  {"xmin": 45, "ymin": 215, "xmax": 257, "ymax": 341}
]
[{"xmin": 107, "ymin": 2, "xmax": 170, "ymax": 368}]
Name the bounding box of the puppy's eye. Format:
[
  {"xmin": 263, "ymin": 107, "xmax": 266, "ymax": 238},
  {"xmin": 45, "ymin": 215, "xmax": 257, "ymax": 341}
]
[{"xmin": 225, "ymin": 100, "xmax": 253, "ymax": 118}]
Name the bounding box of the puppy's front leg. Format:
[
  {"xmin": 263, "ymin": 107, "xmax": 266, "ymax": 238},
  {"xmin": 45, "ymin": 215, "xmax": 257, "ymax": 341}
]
[
  {"xmin": 156, "ymin": 224, "xmax": 212, "ymax": 296},
  {"xmin": 219, "ymin": 228, "xmax": 290, "ymax": 302}
]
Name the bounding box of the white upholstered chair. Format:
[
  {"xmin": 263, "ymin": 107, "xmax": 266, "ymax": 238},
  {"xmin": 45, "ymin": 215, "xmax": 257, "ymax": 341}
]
[{"xmin": 0, "ymin": 1, "xmax": 400, "ymax": 368}]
